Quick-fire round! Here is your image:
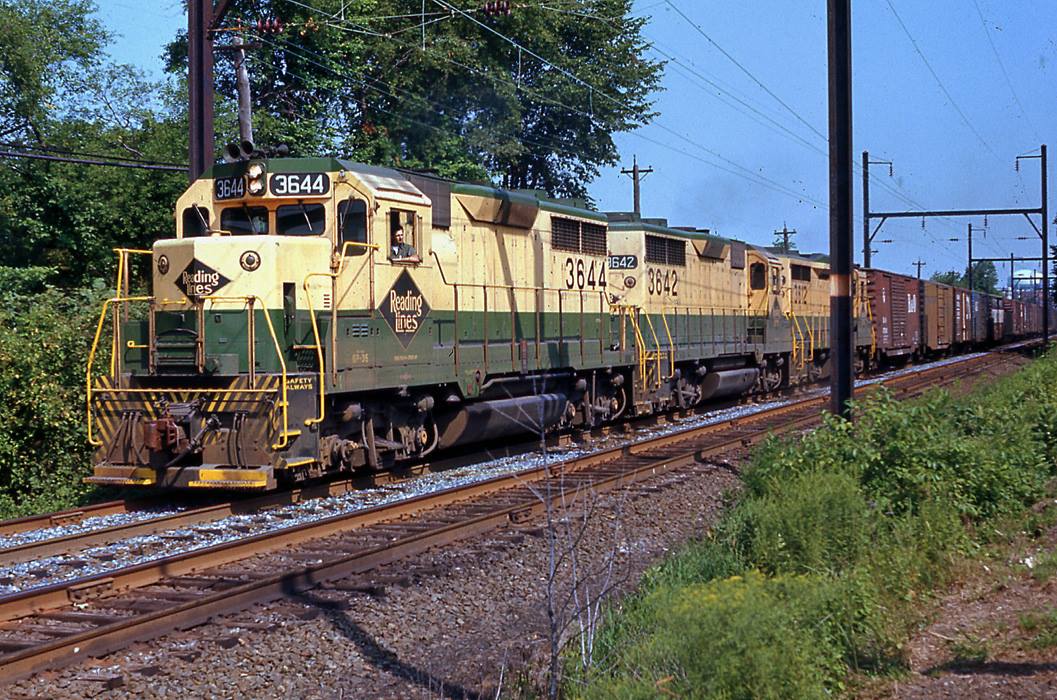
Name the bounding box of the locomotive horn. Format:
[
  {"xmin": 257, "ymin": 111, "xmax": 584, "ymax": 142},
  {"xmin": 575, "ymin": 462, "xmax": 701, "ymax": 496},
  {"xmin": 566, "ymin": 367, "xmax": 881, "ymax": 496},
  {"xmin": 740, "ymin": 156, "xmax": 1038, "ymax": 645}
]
[
  {"xmin": 222, "ymin": 143, "xmax": 242, "ymax": 163},
  {"xmin": 239, "ymin": 140, "xmax": 256, "ymax": 159}
]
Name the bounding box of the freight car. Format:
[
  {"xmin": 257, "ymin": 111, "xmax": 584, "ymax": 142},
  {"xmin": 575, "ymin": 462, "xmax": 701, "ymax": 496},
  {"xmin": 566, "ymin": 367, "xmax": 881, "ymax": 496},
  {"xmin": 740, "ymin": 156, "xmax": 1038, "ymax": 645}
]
[{"xmin": 85, "ymin": 157, "xmax": 1048, "ymax": 490}]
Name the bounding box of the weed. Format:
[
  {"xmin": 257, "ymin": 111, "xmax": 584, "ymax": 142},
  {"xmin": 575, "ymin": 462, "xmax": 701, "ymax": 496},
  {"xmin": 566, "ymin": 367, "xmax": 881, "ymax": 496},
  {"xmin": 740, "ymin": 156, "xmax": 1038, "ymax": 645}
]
[
  {"xmin": 569, "ymin": 351, "xmax": 1057, "ymax": 698},
  {"xmin": 1018, "ymin": 608, "xmax": 1057, "ymax": 649},
  {"xmin": 948, "ymin": 634, "xmax": 989, "ymax": 666},
  {"xmin": 1029, "ymin": 549, "xmax": 1057, "ymax": 582}
]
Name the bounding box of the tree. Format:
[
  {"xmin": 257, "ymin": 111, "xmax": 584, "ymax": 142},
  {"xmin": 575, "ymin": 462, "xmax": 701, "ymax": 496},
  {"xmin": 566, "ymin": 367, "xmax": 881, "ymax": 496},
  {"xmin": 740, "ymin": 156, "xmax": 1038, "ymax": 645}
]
[
  {"xmin": 167, "ymin": 0, "xmax": 664, "ymax": 199},
  {"xmin": 966, "ymin": 260, "xmax": 999, "ymax": 295},
  {"xmin": 0, "ymin": 1, "xmax": 187, "ymax": 282},
  {"xmin": 0, "ymin": 0, "xmax": 106, "ymax": 142},
  {"xmin": 930, "ymin": 270, "xmax": 964, "ymax": 287}
]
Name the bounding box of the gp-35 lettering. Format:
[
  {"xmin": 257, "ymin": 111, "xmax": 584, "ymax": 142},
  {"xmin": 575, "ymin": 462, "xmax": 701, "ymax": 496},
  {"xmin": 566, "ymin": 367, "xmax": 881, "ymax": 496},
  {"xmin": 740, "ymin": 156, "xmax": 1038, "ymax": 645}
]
[{"xmin": 564, "ymin": 257, "xmax": 607, "ymax": 290}]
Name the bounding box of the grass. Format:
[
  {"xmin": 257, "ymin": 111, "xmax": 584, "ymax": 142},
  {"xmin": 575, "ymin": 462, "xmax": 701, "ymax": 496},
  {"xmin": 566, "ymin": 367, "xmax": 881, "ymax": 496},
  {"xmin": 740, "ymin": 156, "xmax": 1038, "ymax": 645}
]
[
  {"xmin": 1018, "ymin": 608, "xmax": 1057, "ymax": 649},
  {"xmin": 1029, "ymin": 549, "xmax": 1057, "ymax": 583},
  {"xmin": 948, "ymin": 634, "xmax": 990, "ymax": 666},
  {"xmin": 566, "ymin": 350, "xmax": 1057, "ymax": 698}
]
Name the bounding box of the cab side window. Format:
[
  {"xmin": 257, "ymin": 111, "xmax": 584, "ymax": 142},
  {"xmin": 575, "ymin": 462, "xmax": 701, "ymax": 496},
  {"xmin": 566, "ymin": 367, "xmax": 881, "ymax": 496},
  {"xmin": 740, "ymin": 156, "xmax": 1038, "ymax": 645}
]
[
  {"xmin": 388, "ymin": 209, "xmax": 420, "ymax": 263},
  {"xmin": 338, "ymin": 199, "xmax": 368, "ymax": 255},
  {"xmin": 182, "ymin": 206, "xmax": 210, "ymax": 237},
  {"xmin": 276, "ymin": 203, "xmax": 325, "ymax": 235},
  {"xmin": 750, "ymin": 262, "xmax": 766, "ymax": 290}
]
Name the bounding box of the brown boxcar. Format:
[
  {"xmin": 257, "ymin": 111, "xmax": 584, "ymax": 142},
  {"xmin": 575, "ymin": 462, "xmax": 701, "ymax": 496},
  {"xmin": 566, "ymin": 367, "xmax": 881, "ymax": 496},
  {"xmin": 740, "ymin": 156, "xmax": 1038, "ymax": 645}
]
[
  {"xmin": 952, "ymin": 287, "xmax": 972, "ymax": 344},
  {"xmin": 989, "ymin": 296, "xmax": 1005, "ymax": 341},
  {"xmin": 922, "ymin": 280, "xmax": 954, "ymax": 352},
  {"xmin": 969, "ymin": 292, "xmax": 989, "ymax": 344},
  {"xmin": 1004, "ymin": 299, "xmax": 1025, "ymax": 337},
  {"xmin": 867, "ymin": 269, "xmax": 920, "ymax": 360}
]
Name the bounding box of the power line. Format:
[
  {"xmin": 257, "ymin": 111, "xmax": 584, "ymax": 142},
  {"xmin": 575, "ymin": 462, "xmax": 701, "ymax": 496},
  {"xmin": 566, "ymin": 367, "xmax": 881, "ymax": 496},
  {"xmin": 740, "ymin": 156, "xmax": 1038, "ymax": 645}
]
[
  {"xmin": 266, "ymin": 3, "xmax": 828, "ymax": 207},
  {"xmin": 883, "ymin": 0, "xmax": 1002, "ymax": 162},
  {"xmin": 0, "ymin": 148, "xmax": 187, "ymax": 172},
  {"xmin": 970, "ymin": 0, "xmax": 1040, "ymax": 143},
  {"xmin": 662, "ymin": 0, "xmax": 827, "ymax": 142},
  {"xmin": 0, "ymin": 142, "xmax": 187, "ymax": 168}
]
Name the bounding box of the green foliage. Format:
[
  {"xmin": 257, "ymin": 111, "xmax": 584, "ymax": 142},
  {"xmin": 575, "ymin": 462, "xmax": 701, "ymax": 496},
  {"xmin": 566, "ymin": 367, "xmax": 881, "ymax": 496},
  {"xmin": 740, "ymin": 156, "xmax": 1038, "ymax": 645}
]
[
  {"xmin": 0, "ymin": 0, "xmax": 187, "ymax": 282},
  {"xmin": 1029, "ymin": 549, "xmax": 1057, "ymax": 583},
  {"xmin": 570, "ymin": 353, "xmax": 1057, "ymax": 697},
  {"xmin": 0, "ymin": 274, "xmax": 109, "ymax": 517},
  {"xmin": 0, "ymin": 0, "xmax": 107, "ymax": 138},
  {"xmin": 167, "ymin": 0, "xmax": 663, "ymax": 199},
  {"xmin": 948, "ymin": 634, "xmax": 989, "ymax": 666},
  {"xmin": 1018, "ymin": 608, "xmax": 1057, "ymax": 649},
  {"xmin": 582, "ymin": 573, "xmax": 845, "ymax": 700},
  {"xmin": 929, "ymin": 261, "xmax": 999, "ymax": 294}
]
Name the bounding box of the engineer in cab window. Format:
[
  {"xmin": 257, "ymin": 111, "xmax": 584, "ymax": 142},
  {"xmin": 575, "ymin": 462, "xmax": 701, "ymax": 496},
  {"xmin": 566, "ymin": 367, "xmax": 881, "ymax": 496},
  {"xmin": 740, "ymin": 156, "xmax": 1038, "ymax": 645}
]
[{"xmin": 390, "ymin": 226, "xmax": 420, "ymax": 263}]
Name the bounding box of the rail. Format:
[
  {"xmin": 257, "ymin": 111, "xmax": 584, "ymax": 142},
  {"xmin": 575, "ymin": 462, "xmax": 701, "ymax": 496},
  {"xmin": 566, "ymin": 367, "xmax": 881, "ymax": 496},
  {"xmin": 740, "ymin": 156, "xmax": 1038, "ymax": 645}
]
[{"xmin": 0, "ymin": 347, "xmax": 1023, "ymax": 685}]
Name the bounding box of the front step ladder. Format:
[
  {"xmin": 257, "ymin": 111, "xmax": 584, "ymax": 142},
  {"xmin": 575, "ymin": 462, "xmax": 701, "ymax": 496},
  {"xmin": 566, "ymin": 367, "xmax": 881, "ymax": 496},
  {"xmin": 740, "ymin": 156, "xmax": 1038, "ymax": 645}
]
[{"xmin": 620, "ymin": 306, "xmax": 674, "ymax": 392}]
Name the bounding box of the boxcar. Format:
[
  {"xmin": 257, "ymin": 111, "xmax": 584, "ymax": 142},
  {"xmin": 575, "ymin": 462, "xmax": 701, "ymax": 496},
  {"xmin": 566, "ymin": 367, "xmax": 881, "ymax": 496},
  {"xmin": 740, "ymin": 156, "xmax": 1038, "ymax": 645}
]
[
  {"xmin": 866, "ymin": 269, "xmax": 920, "ymax": 361},
  {"xmin": 921, "ymin": 280, "xmax": 954, "ymax": 353},
  {"xmin": 952, "ymin": 287, "xmax": 972, "ymax": 345}
]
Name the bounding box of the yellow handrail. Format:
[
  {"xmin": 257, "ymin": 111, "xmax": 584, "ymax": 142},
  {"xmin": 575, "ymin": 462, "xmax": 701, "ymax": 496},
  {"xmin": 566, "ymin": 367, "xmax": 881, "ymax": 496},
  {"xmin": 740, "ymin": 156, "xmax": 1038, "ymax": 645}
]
[
  {"xmin": 87, "ymin": 294, "xmax": 294, "ymax": 450},
  {"xmin": 659, "ymin": 308, "xmax": 676, "ymax": 379},
  {"xmin": 302, "ymin": 240, "xmax": 381, "ymax": 428},
  {"xmin": 86, "ymin": 296, "xmax": 152, "ymax": 446}
]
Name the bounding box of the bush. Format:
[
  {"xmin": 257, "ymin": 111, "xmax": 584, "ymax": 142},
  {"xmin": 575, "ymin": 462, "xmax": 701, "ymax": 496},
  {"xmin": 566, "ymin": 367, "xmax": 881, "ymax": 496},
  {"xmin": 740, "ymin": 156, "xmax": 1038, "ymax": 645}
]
[
  {"xmin": 571, "ymin": 351, "xmax": 1057, "ymax": 697},
  {"xmin": 581, "ymin": 573, "xmax": 845, "ymax": 700},
  {"xmin": 0, "ymin": 271, "xmax": 110, "ymax": 517}
]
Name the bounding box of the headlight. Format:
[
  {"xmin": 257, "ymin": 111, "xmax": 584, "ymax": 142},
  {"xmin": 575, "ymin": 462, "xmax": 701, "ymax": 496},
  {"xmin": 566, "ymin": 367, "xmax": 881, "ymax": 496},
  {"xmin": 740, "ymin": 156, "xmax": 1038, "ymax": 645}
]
[
  {"xmin": 247, "ymin": 161, "xmax": 266, "ymax": 196},
  {"xmin": 157, "ymin": 254, "xmax": 170, "ymax": 275},
  {"xmin": 240, "ymin": 250, "xmax": 261, "ymax": 271}
]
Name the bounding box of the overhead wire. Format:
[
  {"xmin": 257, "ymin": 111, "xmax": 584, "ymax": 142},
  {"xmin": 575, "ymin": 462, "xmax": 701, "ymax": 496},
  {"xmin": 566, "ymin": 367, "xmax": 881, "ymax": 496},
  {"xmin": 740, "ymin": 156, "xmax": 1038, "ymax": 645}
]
[
  {"xmin": 970, "ymin": 0, "xmax": 1041, "ymax": 143},
  {"xmin": 0, "ymin": 148, "xmax": 187, "ymax": 172},
  {"xmin": 269, "ymin": 0, "xmax": 828, "ymax": 208},
  {"xmin": 883, "ymin": 0, "xmax": 1003, "ymax": 164},
  {"xmin": 256, "ymin": 31, "xmax": 824, "ymax": 207},
  {"xmin": 662, "ymin": 0, "xmax": 827, "ymax": 143}
]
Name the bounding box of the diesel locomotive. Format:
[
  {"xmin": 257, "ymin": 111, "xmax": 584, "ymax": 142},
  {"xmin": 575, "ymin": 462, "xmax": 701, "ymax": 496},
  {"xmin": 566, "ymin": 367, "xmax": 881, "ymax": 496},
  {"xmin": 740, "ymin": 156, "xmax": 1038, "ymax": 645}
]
[{"xmin": 85, "ymin": 157, "xmax": 1046, "ymax": 490}]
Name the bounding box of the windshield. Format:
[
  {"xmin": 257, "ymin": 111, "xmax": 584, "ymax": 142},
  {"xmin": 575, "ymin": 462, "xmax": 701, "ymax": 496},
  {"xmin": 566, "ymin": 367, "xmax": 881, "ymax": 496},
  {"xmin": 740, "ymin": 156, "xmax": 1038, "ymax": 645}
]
[
  {"xmin": 276, "ymin": 203, "xmax": 326, "ymax": 235},
  {"xmin": 221, "ymin": 206, "xmax": 269, "ymax": 235}
]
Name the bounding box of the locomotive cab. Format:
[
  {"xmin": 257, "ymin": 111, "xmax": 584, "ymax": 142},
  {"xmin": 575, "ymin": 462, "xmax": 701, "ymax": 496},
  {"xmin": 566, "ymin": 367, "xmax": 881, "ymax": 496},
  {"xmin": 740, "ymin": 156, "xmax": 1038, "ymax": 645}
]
[{"xmin": 87, "ymin": 158, "xmax": 435, "ymax": 489}]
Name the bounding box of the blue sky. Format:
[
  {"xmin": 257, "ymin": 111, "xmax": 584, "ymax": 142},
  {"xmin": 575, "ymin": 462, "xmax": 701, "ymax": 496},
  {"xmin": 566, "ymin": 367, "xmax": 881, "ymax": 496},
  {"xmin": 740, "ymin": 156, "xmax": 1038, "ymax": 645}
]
[{"xmin": 93, "ymin": 0, "xmax": 1056, "ymax": 281}]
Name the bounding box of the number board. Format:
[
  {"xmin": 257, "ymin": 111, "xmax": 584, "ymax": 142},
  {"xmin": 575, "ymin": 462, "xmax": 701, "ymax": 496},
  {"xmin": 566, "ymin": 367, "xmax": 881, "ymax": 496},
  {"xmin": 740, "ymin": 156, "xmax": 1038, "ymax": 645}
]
[
  {"xmin": 269, "ymin": 172, "xmax": 330, "ymax": 197},
  {"xmin": 214, "ymin": 176, "xmax": 246, "ymax": 200},
  {"xmin": 608, "ymin": 254, "xmax": 638, "ymax": 270}
]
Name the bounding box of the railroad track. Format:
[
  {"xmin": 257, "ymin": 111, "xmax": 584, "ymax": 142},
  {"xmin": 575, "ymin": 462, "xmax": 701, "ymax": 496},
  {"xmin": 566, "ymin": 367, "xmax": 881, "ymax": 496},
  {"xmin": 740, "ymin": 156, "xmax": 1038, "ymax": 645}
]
[{"xmin": 0, "ymin": 346, "xmax": 1028, "ymax": 682}]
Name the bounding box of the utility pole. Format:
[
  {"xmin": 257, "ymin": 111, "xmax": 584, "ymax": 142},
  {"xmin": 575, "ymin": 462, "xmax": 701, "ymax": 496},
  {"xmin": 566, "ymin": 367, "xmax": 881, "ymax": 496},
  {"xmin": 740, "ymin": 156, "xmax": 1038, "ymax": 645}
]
[
  {"xmin": 774, "ymin": 224, "xmax": 798, "ymax": 252},
  {"xmin": 188, "ymin": 0, "xmax": 233, "ymax": 181},
  {"xmin": 828, "ymin": 0, "xmax": 853, "ymax": 418},
  {"xmin": 1010, "ymin": 253, "xmax": 1015, "ymax": 297},
  {"xmin": 862, "ymin": 150, "xmax": 868, "ymax": 267},
  {"xmin": 861, "ymin": 151, "xmax": 891, "ymax": 268},
  {"xmin": 913, "ymin": 259, "xmax": 926, "ymax": 278},
  {"xmin": 1043, "ymin": 144, "xmax": 1048, "ymax": 342},
  {"xmin": 621, "ymin": 155, "xmax": 653, "ymax": 216}
]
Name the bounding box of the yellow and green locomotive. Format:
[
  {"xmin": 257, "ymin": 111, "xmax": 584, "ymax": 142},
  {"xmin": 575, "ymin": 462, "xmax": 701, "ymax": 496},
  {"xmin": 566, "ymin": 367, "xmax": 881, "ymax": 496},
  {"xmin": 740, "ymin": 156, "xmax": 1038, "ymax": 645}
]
[{"xmin": 87, "ymin": 157, "xmax": 872, "ymax": 490}]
